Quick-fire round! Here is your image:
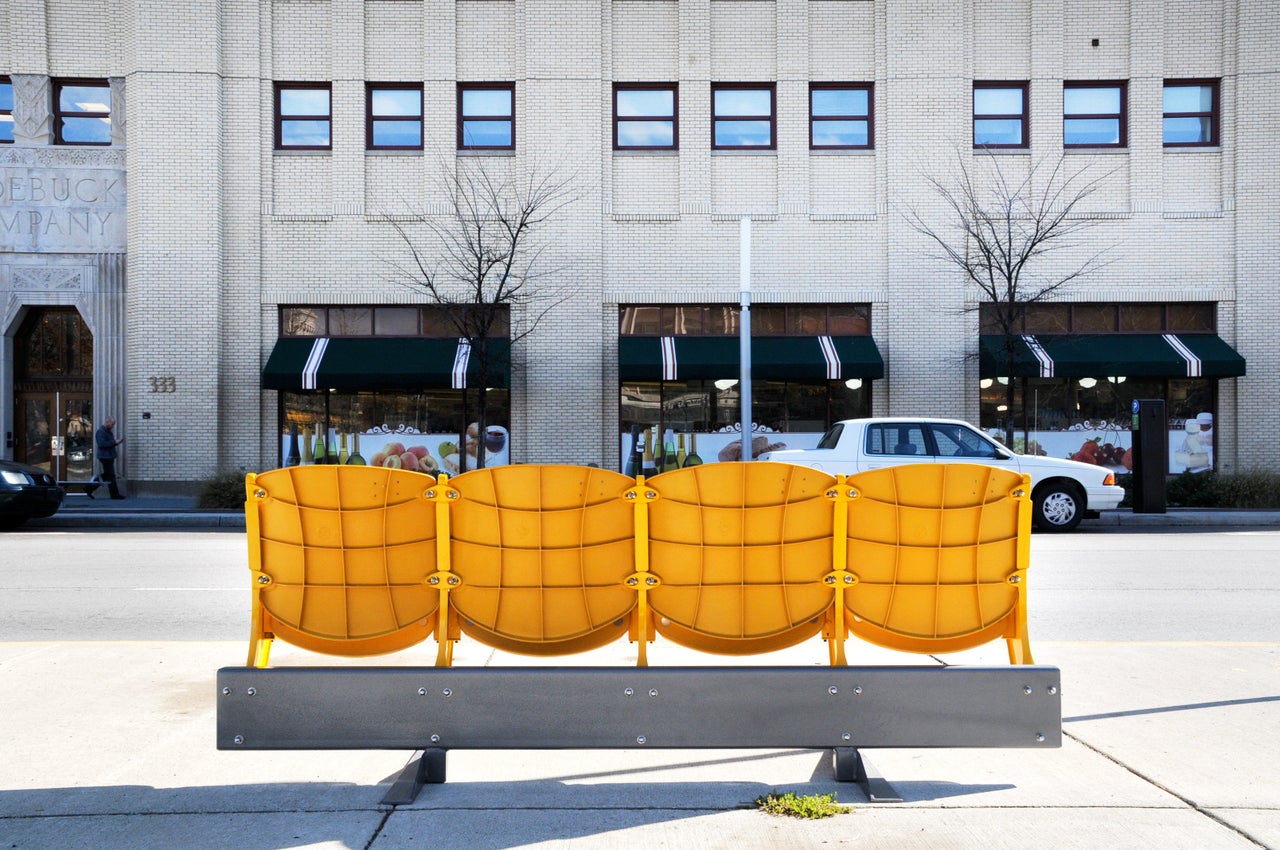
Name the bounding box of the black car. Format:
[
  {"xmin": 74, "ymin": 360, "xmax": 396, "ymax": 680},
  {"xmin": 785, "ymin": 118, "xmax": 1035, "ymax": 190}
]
[{"xmin": 0, "ymin": 458, "xmax": 66, "ymax": 529}]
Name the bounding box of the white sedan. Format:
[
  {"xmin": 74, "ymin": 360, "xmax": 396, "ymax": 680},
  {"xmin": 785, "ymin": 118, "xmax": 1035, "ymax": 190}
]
[{"xmin": 759, "ymin": 417, "xmax": 1126, "ymax": 532}]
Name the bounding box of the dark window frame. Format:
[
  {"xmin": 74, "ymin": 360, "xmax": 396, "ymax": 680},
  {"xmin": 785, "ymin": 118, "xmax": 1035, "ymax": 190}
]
[
  {"xmin": 1063, "ymin": 80, "xmax": 1127, "ymax": 148},
  {"xmin": 1163, "ymin": 78, "xmax": 1220, "ymax": 147},
  {"xmin": 973, "ymin": 81, "xmax": 1029, "ymax": 149},
  {"xmin": 457, "ymin": 82, "xmax": 516, "ymax": 151},
  {"xmin": 809, "ymin": 82, "xmax": 873, "ymax": 150},
  {"xmin": 53, "ymin": 78, "xmax": 112, "ymax": 146},
  {"xmin": 366, "ymin": 82, "xmax": 424, "ymax": 151},
  {"xmin": 711, "ymin": 82, "xmax": 777, "ymax": 151},
  {"xmin": 619, "ymin": 304, "xmax": 872, "ymax": 337},
  {"xmin": 979, "ymin": 302, "xmax": 1217, "ymax": 335},
  {"xmin": 0, "ymin": 75, "xmax": 13, "ymax": 144},
  {"xmin": 275, "ymin": 81, "xmax": 332, "ymax": 151},
  {"xmin": 281, "ymin": 305, "xmax": 512, "ymax": 339},
  {"xmin": 612, "ymin": 82, "xmax": 679, "ymax": 151}
]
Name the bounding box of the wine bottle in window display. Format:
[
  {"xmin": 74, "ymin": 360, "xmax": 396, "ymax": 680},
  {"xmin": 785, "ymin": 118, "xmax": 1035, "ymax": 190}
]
[
  {"xmin": 300, "ymin": 425, "xmax": 314, "ymax": 465},
  {"xmin": 676, "ymin": 433, "xmax": 687, "ymax": 469},
  {"xmin": 662, "ymin": 429, "xmax": 677, "ymax": 472},
  {"xmin": 641, "ymin": 427, "xmax": 658, "ymax": 477},
  {"xmin": 625, "ymin": 425, "xmax": 642, "ymax": 476},
  {"xmin": 286, "ymin": 423, "xmax": 302, "ymax": 467},
  {"xmin": 348, "ymin": 432, "xmax": 366, "ymax": 465},
  {"xmin": 683, "ymin": 433, "xmax": 703, "ymax": 467},
  {"xmin": 314, "ymin": 431, "xmax": 326, "ymax": 464},
  {"xmin": 326, "ymin": 431, "xmax": 339, "ymax": 464},
  {"xmin": 338, "ymin": 432, "xmax": 349, "ymax": 465}
]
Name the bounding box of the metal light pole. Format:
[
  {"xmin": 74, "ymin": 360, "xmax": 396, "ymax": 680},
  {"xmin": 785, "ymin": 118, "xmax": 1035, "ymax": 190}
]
[{"xmin": 739, "ymin": 216, "xmax": 752, "ymax": 463}]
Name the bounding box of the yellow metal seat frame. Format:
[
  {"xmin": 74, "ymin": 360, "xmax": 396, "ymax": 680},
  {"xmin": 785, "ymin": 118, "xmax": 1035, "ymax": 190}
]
[{"xmin": 243, "ymin": 461, "xmax": 1034, "ymax": 668}]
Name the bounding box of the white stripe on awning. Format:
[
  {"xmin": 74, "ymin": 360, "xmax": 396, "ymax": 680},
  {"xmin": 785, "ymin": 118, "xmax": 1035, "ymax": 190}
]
[
  {"xmin": 1163, "ymin": 334, "xmax": 1203, "ymax": 377},
  {"xmin": 661, "ymin": 336, "xmax": 678, "ymax": 380},
  {"xmin": 452, "ymin": 339, "xmax": 472, "ymax": 389},
  {"xmin": 302, "ymin": 338, "xmax": 328, "ymax": 390},
  {"xmin": 818, "ymin": 335, "xmax": 841, "ymax": 380},
  {"xmin": 1022, "ymin": 335, "xmax": 1054, "ymax": 378}
]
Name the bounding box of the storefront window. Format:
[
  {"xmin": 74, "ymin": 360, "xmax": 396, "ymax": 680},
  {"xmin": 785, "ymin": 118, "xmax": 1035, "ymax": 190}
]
[
  {"xmin": 619, "ymin": 378, "xmax": 869, "ymax": 472},
  {"xmin": 281, "ymin": 389, "xmax": 509, "ymax": 475},
  {"xmin": 980, "ymin": 376, "xmax": 1217, "ymax": 474}
]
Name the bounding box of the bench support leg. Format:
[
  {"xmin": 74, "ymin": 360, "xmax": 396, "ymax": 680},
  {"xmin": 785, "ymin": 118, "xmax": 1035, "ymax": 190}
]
[
  {"xmin": 833, "ymin": 747, "xmax": 902, "ymax": 803},
  {"xmin": 381, "ymin": 748, "xmax": 447, "ymax": 806}
]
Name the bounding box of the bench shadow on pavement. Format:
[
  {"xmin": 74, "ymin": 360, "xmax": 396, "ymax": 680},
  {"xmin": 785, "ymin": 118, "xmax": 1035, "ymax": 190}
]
[{"xmin": 1, "ymin": 760, "xmax": 1015, "ymax": 850}]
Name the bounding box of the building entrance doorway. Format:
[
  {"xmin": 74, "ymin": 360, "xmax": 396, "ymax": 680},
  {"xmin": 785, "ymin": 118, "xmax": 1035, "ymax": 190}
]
[{"xmin": 13, "ymin": 308, "xmax": 95, "ymax": 483}]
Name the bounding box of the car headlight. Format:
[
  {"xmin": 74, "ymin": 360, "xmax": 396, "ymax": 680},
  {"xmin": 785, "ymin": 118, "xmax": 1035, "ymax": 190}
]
[{"xmin": 1, "ymin": 470, "xmax": 31, "ymax": 486}]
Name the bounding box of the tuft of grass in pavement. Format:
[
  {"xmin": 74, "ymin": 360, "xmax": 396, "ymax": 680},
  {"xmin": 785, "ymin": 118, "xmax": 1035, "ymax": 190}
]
[{"xmin": 755, "ymin": 790, "xmax": 853, "ymax": 819}]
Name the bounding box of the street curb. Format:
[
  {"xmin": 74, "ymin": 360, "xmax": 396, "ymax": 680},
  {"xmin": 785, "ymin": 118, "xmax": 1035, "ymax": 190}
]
[
  {"xmin": 29, "ymin": 512, "xmax": 246, "ymax": 529},
  {"xmin": 1089, "ymin": 509, "xmax": 1280, "ymax": 528}
]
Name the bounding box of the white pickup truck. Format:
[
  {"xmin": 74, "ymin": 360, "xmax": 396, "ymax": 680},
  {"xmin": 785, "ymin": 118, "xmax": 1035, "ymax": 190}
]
[{"xmin": 758, "ymin": 417, "xmax": 1126, "ymax": 532}]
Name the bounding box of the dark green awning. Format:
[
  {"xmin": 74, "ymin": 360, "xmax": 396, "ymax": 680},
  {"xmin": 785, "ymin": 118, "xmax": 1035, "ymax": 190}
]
[
  {"xmin": 619, "ymin": 336, "xmax": 884, "ymax": 382},
  {"xmin": 979, "ymin": 334, "xmax": 1245, "ymax": 379},
  {"xmin": 263, "ymin": 337, "xmax": 511, "ymax": 391}
]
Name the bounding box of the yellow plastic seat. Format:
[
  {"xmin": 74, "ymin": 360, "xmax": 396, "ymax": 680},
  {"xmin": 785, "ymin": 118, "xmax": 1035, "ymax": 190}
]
[
  {"xmin": 840, "ymin": 463, "xmax": 1034, "ymax": 663},
  {"xmin": 447, "ymin": 465, "xmax": 639, "ymax": 655},
  {"xmin": 645, "ymin": 462, "xmax": 839, "ymax": 654},
  {"xmin": 244, "ymin": 465, "xmax": 440, "ymax": 666}
]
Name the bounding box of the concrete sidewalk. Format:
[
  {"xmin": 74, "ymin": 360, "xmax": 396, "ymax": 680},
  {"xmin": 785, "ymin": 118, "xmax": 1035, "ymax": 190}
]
[{"xmin": 2, "ymin": 637, "xmax": 1277, "ymax": 849}]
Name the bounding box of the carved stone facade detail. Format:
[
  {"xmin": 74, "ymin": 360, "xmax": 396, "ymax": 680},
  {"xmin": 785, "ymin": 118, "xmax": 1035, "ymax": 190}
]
[
  {"xmin": 12, "ymin": 266, "xmax": 86, "ymax": 291},
  {"xmin": 10, "ymin": 75, "xmax": 53, "ymax": 145},
  {"xmin": 109, "ymin": 78, "xmax": 127, "ymax": 146}
]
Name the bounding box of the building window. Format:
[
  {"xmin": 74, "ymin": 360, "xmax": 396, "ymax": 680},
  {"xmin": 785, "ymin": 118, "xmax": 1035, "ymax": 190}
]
[
  {"xmin": 979, "ymin": 302, "xmax": 1215, "ymax": 335},
  {"xmin": 711, "ymin": 84, "xmax": 775, "ymax": 150},
  {"xmin": 282, "ymin": 305, "xmax": 510, "ymax": 338},
  {"xmin": 1063, "ymin": 82, "xmax": 1126, "ymax": 147},
  {"xmin": 613, "ymin": 83, "xmax": 677, "ymax": 150},
  {"xmin": 810, "ymin": 83, "xmax": 872, "ymax": 149},
  {"xmin": 53, "ymin": 79, "xmax": 112, "ymax": 145},
  {"xmin": 0, "ymin": 76, "xmax": 13, "ymax": 143},
  {"xmin": 367, "ymin": 83, "xmax": 423, "ymax": 150},
  {"xmin": 458, "ymin": 83, "xmax": 515, "ymax": 150},
  {"xmin": 973, "ymin": 82, "xmax": 1028, "ymax": 149},
  {"xmin": 275, "ymin": 83, "xmax": 331, "ymax": 150},
  {"xmin": 1163, "ymin": 80, "xmax": 1219, "ymax": 146}
]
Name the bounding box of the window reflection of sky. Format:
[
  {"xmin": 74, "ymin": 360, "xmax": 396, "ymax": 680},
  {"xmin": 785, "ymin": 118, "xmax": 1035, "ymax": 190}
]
[
  {"xmin": 617, "ymin": 121, "xmax": 674, "ymax": 147},
  {"xmin": 974, "ymin": 119, "xmax": 1022, "ymax": 145},
  {"xmin": 371, "ymin": 89, "xmax": 421, "ymax": 117},
  {"xmin": 373, "ymin": 120, "xmax": 421, "ymax": 147},
  {"xmin": 617, "ymin": 90, "xmax": 673, "ymax": 117},
  {"xmin": 974, "ymin": 88, "xmax": 1022, "ymax": 113},
  {"xmin": 1, "ymin": 82, "xmax": 14, "ymax": 111},
  {"xmin": 463, "ymin": 120, "xmax": 512, "ymax": 146},
  {"xmin": 282, "ymin": 119, "xmax": 330, "ymax": 147},
  {"xmin": 1164, "ymin": 117, "xmax": 1211, "ymax": 144},
  {"xmin": 1065, "ymin": 88, "xmax": 1120, "ymax": 114},
  {"xmin": 1164, "ymin": 86, "xmax": 1212, "ymax": 113},
  {"xmin": 714, "ymin": 119, "xmax": 771, "ymax": 147},
  {"xmin": 1064, "ymin": 118, "xmax": 1119, "ymax": 145},
  {"xmin": 61, "ymin": 117, "xmax": 111, "ymax": 143},
  {"xmin": 462, "ymin": 89, "xmax": 512, "ymax": 116},
  {"xmin": 714, "ymin": 89, "xmax": 771, "ymax": 116},
  {"xmin": 812, "ymin": 120, "xmax": 867, "ymax": 147},
  {"xmin": 59, "ymin": 85, "xmax": 111, "ymax": 112},
  {"xmin": 811, "ymin": 89, "xmax": 867, "ymax": 116},
  {"xmin": 280, "ymin": 88, "xmax": 330, "ymax": 115}
]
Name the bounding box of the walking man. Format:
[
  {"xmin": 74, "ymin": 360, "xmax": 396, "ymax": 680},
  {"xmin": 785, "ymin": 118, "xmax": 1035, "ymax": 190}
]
[{"xmin": 95, "ymin": 416, "xmax": 125, "ymax": 500}]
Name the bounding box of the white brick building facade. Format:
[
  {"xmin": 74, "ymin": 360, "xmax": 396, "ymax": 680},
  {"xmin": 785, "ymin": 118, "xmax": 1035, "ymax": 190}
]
[{"xmin": 1, "ymin": 0, "xmax": 1275, "ymax": 491}]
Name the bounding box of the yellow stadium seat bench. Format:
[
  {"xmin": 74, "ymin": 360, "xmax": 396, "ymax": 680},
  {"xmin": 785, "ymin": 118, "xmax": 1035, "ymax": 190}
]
[{"xmin": 217, "ymin": 461, "xmax": 1061, "ymax": 804}]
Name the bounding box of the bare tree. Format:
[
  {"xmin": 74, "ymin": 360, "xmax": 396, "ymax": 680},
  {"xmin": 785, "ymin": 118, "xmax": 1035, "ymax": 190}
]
[
  {"xmin": 904, "ymin": 148, "xmax": 1115, "ymax": 447},
  {"xmin": 384, "ymin": 159, "xmax": 580, "ymax": 469}
]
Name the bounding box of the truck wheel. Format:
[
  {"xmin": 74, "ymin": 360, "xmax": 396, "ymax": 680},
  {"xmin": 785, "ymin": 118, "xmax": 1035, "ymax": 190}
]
[{"xmin": 1033, "ymin": 482, "xmax": 1083, "ymax": 532}]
